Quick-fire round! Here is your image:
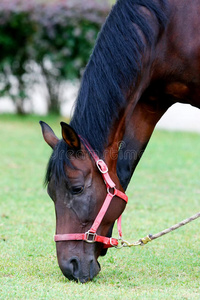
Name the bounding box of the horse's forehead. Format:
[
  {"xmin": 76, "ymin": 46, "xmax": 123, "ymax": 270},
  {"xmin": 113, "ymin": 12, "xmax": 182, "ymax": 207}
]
[
  {"xmin": 64, "ymin": 156, "xmax": 94, "ymax": 178},
  {"xmin": 64, "ymin": 165, "xmax": 85, "ymax": 179}
]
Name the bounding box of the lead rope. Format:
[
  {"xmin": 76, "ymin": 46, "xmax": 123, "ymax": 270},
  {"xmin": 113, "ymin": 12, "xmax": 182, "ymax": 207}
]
[{"xmin": 118, "ymin": 211, "xmax": 200, "ymax": 248}]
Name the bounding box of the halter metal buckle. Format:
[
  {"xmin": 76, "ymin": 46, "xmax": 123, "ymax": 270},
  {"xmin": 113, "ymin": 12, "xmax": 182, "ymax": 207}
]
[
  {"xmin": 85, "ymin": 231, "xmax": 97, "ymax": 243},
  {"xmin": 96, "ymin": 159, "xmax": 108, "ymax": 174}
]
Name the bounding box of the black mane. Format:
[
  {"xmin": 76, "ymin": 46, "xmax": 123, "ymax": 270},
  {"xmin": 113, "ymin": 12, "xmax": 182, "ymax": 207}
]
[
  {"xmin": 70, "ymin": 0, "xmax": 169, "ymax": 153},
  {"xmin": 45, "ymin": 140, "xmax": 68, "ymax": 185},
  {"xmin": 46, "ymin": 0, "xmax": 169, "ymax": 184}
]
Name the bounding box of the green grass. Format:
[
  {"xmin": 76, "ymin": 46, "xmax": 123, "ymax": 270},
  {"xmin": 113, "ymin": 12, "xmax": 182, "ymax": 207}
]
[{"xmin": 0, "ymin": 114, "xmax": 200, "ymax": 299}]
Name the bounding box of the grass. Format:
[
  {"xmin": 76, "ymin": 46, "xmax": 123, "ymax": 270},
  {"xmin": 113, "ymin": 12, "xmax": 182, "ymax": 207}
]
[{"xmin": 0, "ymin": 114, "xmax": 200, "ymax": 299}]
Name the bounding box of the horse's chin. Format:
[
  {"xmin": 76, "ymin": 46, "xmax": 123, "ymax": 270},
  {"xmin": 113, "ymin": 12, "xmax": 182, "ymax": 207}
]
[
  {"xmin": 100, "ymin": 247, "xmax": 108, "ymax": 256},
  {"xmin": 99, "ymin": 223, "xmax": 114, "ymax": 256}
]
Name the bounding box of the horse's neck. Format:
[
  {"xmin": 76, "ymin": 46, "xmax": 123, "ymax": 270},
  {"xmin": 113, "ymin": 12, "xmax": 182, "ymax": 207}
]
[
  {"xmin": 104, "ymin": 40, "xmax": 171, "ymax": 190},
  {"xmin": 103, "ymin": 81, "xmax": 150, "ymax": 189},
  {"xmin": 102, "ymin": 26, "xmax": 157, "ymax": 173},
  {"xmin": 105, "ymin": 83, "xmax": 171, "ymax": 190}
]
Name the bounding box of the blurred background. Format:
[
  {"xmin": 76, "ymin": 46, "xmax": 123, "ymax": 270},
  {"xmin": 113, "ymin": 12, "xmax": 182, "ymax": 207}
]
[
  {"xmin": 0, "ymin": 0, "xmax": 113, "ymax": 116},
  {"xmin": 0, "ymin": 0, "xmax": 200, "ymax": 131}
]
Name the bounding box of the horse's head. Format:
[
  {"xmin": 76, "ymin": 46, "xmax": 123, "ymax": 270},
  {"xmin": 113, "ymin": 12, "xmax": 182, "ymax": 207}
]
[{"xmin": 40, "ymin": 121, "xmax": 127, "ymax": 283}]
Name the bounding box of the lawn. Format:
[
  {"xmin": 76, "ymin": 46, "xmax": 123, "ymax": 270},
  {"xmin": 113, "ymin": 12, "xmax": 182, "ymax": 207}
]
[{"xmin": 0, "ymin": 114, "xmax": 200, "ymax": 299}]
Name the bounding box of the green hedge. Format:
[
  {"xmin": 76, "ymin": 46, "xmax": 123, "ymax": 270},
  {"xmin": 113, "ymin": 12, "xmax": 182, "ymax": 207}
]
[{"xmin": 0, "ymin": 0, "xmax": 110, "ymax": 114}]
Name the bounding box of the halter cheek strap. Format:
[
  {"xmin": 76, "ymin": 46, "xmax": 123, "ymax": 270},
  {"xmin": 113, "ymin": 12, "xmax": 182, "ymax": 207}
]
[{"xmin": 54, "ymin": 137, "xmax": 128, "ymax": 248}]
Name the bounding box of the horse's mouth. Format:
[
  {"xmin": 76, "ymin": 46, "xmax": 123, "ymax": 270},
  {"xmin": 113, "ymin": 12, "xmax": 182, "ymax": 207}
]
[
  {"xmin": 59, "ymin": 256, "xmax": 101, "ymax": 283},
  {"xmin": 79, "ymin": 260, "xmax": 101, "ymax": 283}
]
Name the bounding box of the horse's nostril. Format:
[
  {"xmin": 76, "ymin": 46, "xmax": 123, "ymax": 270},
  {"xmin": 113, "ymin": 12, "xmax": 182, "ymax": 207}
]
[
  {"xmin": 60, "ymin": 256, "xmax": 80, "ymax": 282},
  {"xmin": 69, "ymin": 258, "xmax": 79, "ymax": 278}
]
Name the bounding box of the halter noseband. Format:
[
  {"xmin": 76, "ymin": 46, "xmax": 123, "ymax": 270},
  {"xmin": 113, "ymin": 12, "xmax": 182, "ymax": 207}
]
[{"xmin": 54, "ymin": 137, "xmax": 128, "ymax": 249}]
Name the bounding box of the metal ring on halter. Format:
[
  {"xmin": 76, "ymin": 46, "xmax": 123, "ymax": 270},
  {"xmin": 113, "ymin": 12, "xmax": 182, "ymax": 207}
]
[
  {"xmin": 110, "ymin": 237, "xmax": 124, "ymax": 249},
  {"xmin": 107, "ymin": 186, "xmax": 117, "ymax": 196}
]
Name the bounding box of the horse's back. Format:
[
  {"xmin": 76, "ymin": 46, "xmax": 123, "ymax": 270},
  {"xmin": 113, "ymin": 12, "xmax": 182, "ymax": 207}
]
[
  {"xmin": 153, "ymin": 0, "xmax": 200, "ymax": 107},
  {"xmin": 170, "ymin": 0, "xmax": 200, "ymax": 54}
]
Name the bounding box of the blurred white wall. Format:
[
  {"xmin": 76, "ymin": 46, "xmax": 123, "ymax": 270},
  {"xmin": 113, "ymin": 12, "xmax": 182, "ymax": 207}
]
[{"xmin": 156, "ymin": 103, "xmax": 200, "ymax": 133}]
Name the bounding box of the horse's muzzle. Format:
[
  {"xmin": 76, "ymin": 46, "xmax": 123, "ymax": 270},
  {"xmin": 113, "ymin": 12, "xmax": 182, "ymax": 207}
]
[{"xmin": 59, "ymin": 256, "xmax": 101, "ymax": 283}]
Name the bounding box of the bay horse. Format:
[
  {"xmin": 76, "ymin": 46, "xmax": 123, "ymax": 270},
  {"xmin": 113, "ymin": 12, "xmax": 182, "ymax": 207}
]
[{"xmin": 40, "ymin": 0, "xmax": 200, "ymax": 282}]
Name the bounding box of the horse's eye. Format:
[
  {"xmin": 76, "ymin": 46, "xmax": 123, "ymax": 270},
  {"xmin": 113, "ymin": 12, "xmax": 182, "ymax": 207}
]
[{"xmin": 70, "ymin": 186, "xmax": 84, "ymax": 195}]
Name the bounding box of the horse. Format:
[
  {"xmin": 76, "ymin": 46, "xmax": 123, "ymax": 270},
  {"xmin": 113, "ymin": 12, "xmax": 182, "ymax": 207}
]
[{"xmin": 40, "ymin": 0, "xmax": 200, "ymax": 283}]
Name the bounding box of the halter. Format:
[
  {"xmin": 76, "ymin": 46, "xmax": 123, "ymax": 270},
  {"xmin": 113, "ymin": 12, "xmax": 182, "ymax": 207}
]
[{"xmin": 54, "ymin": 136, "xmax": 128, "ymax": 249}]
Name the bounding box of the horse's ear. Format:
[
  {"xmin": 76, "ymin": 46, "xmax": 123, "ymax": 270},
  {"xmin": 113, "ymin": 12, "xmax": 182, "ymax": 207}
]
[
  {"xmin": 39, "ymin": 121, "xmax": 59, "ymax": 149},
  {"xmin": 60, "ymin": 122, "xmax": 80, "ymax": 151}
]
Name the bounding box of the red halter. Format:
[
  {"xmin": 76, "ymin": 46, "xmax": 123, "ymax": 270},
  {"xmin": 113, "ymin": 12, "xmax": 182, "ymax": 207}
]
[{"xmin": 54, "ymin": 137, "xmax": 128, "ymax": 248}]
